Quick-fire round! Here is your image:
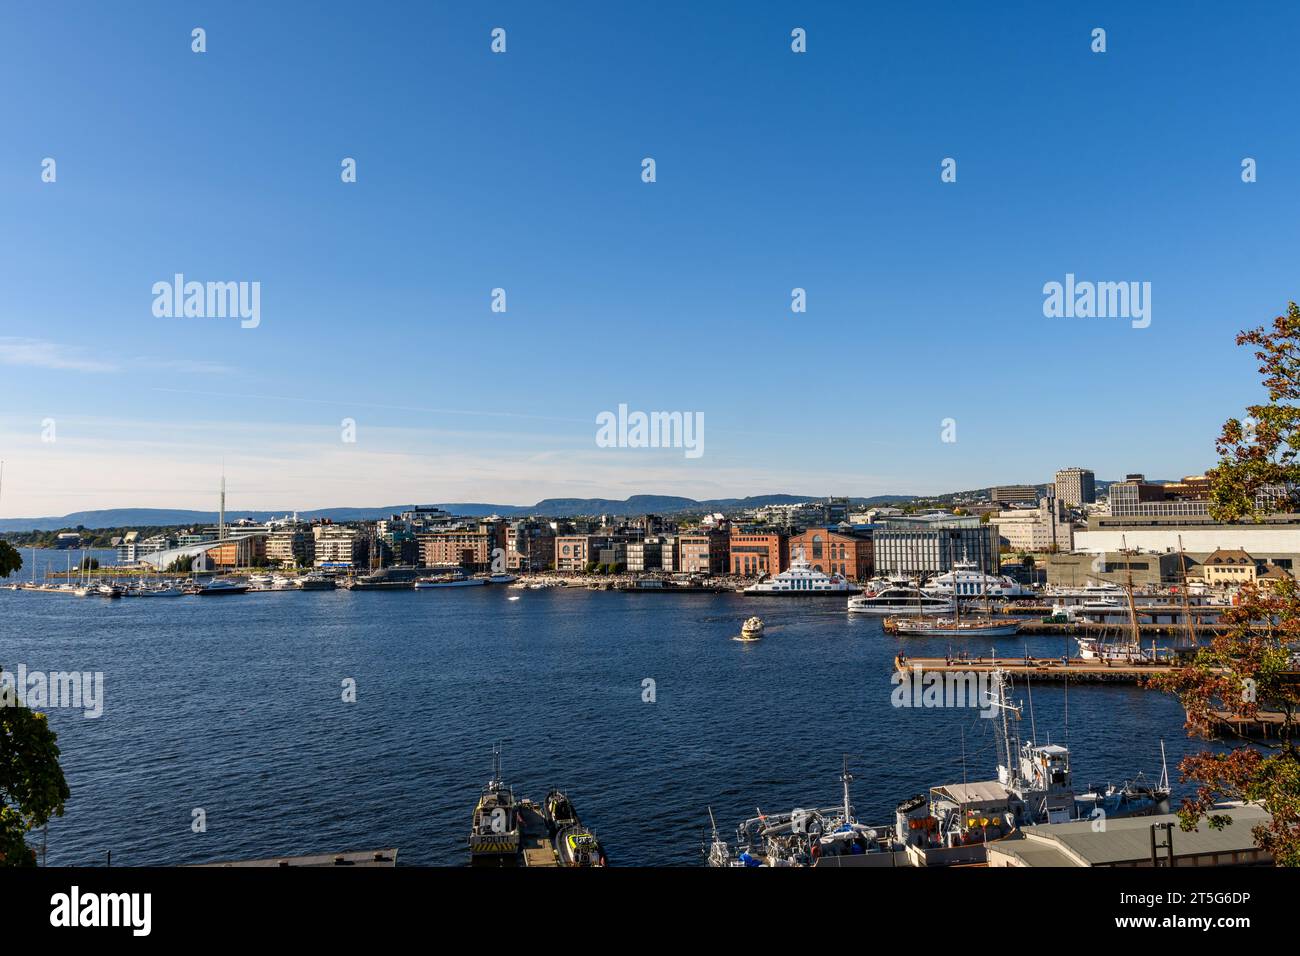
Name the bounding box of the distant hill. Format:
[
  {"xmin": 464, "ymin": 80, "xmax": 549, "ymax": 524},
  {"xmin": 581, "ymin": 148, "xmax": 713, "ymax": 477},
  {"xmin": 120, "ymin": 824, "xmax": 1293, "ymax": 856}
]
[{"xmin": 0, "ymin": 493, "xmax": 917, "ymax": 532}]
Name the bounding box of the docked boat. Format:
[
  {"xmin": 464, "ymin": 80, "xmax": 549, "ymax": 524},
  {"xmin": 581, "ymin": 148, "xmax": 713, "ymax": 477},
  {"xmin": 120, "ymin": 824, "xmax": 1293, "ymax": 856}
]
[
  {"xmin": 92, "ymin": 582, "xmax": 123, "ymax": 599},
  {"xmin": 196, "ymin": 578, "xmax": 249, "ymax": 596},
  {"xmin": 1076, "ymin": 635, "xmax": 1157, "ymax": 662},
  {"xmin": 415, "ymin": 567, "xmax": 487, "ymax": 589},
  {"xmin": 485, "ymin": 573, "xmax": 517, "ymax": 585},
  {"xmin": 297, "ymin": 571, "xmax": 336, "ymax": 590},
  {"xmin": 923, "ymin": 562, "xmax": 1036, "ymax": 601},
  {"xmin": 847, "ymin": 586, "xmax": 953, "ymax": 615},
  {"xmin": 468, "ymin": 751, "xmax": 522, "ymax": 865},
  {"xmin": 738, "ymin": 616, "xmax": 765, "ymax": 641},
  {"xmin": 894, "ymin": 671, "xmax": 1171, "ymax": 864},
  {"xmin": 887, "ymin": 616, "xmax": 1021, "ymax": 638},
  {"xmin": 134, "ymin": 582, "xmax": 184, "ymax": 597},
  {"xmin": 543, "ymin": 790, "xmax": 606, "ymax": 867},
  {"xmin": 708, "ymin": 758, "xmax": 901, "ymax": 867},
  {"xmin": 743, "ymin": 548, "xmax": 861, "ymax": 596}
]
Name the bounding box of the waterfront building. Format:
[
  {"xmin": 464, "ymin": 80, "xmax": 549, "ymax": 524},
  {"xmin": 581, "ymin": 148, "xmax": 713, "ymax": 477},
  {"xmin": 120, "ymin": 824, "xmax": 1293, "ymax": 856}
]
[
  {"xmin": 658, "ymin": 535, "xmax": 679, "ymax": 573},
  {"xmin": 1054, "ymin": 467, "xmax": 1096, "ymax": 506},
  {"xmin": 676, "ymin": 530, "xmax": 729, "ymax": 575},
  {"xmin": 786, "ymin": 527, "xmax": 872, "ymax": 580},
  {"xmin": 504, "ymin": 521, "xmax": 555, "ymax": 572},
  {"xmin": 418, "ymin": 521, "xmax": 504, "ymax": 571},
  {"xmin": 625, "ymin": 538, "xmax": 663, "ymax": 572},
  {"xmin": 597, "ymin": 542, "xmax": 629, "ymax": 569},
  {"xmin": 266, "ymin": 525, "xmax": 316, "ymax": 567},
  {"xmin": 871, "ymin": 514, "xmax": 1000, "ymax": 575},
  {"xmin": 54, "ymin": 532, "xmax": 82, "ymax": 549},
  {"xmin": 990, "ymin": 485, "xmax": 1039, "ymax": 505},
  {"xmin": 313, "ymin": 524, "xmax": 368, "ymax": 570},
  {"xmin": 210, "ymin": 535, "xmax": 267, "ymax": 569},
  {"xmin": 729, "ymin": 529, "xmax": 788, "ymax": 577},
  {"xmin": 554, "ymin": 534, "xmax": 612, "ymax": 572},
  {"xmin": 989, "ymin": 498, "xmax": 1074, "ymax": 553}
]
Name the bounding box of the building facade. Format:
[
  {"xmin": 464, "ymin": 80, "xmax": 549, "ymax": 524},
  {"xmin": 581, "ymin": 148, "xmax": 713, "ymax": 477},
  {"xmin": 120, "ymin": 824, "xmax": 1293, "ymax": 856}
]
[
  {"xmin": 729, "ymin": 530, "xmax": 788, "ymax": 577},
  {"xmin": 1054, "ymin": 467, "xmax": 1096, "ymax": 506},
  {"xmin": 266, "ymin": 526, "xmax": 315, "ymax": 567},
  {"xmin": 989, "ymin": 498, "xmax": 1074, "ymax": 553},
  {"xmin": 787, "ymin": 528, "xmax": 873, "ymax": 580},
  {"xmin": 871, "ymin": 515, "xmax": 1000, "ymax": 574},
  {"xmin": 990, "ymin": 485, "xmax": 1038, "ymax": 505}
]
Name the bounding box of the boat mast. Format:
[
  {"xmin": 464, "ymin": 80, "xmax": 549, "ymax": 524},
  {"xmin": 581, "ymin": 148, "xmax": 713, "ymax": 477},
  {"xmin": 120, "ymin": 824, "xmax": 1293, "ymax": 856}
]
[
  {"xmin": 840, "ymin": 755, "xmax": 854, "ymax": 823},
  {"xmin": 1177, "ymin": 535, "xmax": 1195, "ymax": 652}
]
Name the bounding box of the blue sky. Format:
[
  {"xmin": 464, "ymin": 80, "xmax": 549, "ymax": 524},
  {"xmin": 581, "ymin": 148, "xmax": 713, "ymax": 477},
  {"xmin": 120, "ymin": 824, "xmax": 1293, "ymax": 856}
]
[{"xmin": 1, "ymin": 1, "xmax": 1297, "ymax": 515}]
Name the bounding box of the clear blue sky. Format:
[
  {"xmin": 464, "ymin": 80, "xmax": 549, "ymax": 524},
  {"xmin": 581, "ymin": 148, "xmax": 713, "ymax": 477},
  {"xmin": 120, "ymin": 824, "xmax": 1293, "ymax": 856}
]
[{"xmin": 1, "ymin": 1, "xmax": 1297, "ymax": 515}]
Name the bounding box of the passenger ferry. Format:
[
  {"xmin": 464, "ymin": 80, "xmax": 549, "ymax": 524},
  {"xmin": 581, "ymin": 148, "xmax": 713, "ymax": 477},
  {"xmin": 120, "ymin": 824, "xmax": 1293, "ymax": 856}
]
[
  {"xmin": 847, "ymin": 586, "xmax": 953, "ymax": 615},
  {"xmin": 743, "ymin": 549, "xmax": 861, "ymax": 596}
]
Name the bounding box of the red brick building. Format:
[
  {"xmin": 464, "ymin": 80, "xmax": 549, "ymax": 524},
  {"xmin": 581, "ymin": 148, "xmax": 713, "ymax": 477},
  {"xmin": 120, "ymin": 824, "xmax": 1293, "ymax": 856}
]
[
  {"xmin": 788, "ymin": 528, "xmax": 873, "ymax": 581},
  {"xmin": 729, "ymin": 530, "xmax": 788, "ymax": 578}
]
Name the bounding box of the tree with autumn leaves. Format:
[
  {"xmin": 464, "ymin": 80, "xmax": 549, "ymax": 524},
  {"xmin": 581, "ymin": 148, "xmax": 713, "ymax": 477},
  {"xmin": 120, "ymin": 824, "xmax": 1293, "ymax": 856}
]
[{"xmin": 1152, "ymin": 301, "xmax": 1300, "ymax": 866}]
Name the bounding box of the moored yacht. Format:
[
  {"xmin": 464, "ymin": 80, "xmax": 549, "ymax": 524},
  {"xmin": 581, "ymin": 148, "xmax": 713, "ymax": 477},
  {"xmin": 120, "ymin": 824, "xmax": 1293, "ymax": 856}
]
[
  {"xmin": 847, "ymin": 586, "xmax": 953, "ymax": 615},
  {"xmin": 743, "ymin": 548, "xmax": 861, "ymax": 596},
  {"xmin": 924, "ymin": 562, "xmax": 1036, "ymax": 600},
  {"xmin": 414, "ymin": 567, "xmax": 487, "ymax": 589},
  {"xmin": 197, "ymin": 578, "xmax": 248, "ymax": 596}
]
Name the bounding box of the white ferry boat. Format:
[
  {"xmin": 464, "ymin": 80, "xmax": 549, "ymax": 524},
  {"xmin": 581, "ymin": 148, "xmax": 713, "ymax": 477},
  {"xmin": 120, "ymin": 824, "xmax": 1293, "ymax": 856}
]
[
  {"xmin": 743, "ymin": 549, "xmax": 861, "ymax": 596},
  {"xmin": 847, "ymin": 586, "xmax": 953, "ymax": 615}
]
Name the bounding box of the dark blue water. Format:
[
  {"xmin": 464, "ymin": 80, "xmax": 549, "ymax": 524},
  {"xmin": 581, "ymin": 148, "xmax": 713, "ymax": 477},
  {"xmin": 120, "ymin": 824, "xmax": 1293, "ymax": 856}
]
[{"xmin": 2, "ymin": 550, "xmax": 1199, "ymax": 865}]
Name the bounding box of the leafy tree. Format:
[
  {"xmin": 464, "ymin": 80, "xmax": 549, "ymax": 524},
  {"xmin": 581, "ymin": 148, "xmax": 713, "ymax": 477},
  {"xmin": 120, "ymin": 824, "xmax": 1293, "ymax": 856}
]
[
  {"xmin": 1152, "ymin": 302, "xmax": 1300, "ymax": 866},
  {"xmin": 0, "ymin": 542, "xmax": 21, "ymax": 579},
  {"xmin": 0, "ymin": 664, "xmax": 71, "ymax": 866}
]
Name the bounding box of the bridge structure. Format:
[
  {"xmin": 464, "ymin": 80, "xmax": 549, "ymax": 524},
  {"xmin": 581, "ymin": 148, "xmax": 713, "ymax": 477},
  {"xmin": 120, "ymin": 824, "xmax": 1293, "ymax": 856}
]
[{"xmin": 139, "ymin": 529, "xmax": 270, "ymax": 570}]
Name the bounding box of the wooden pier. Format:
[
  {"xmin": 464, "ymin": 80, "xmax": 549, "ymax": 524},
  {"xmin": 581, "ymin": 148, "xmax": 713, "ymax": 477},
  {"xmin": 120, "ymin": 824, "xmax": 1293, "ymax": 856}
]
[
  {"xmin": 893, "ymin": 654, "xmax": 1176, "ymax": 684},
  {"xmin": 518, "ymin": 801, "xmax": 559, "ymax": 868}
]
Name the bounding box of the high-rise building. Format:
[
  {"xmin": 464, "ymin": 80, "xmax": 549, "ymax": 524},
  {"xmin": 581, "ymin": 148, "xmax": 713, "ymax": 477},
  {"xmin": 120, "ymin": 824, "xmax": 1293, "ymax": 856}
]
[{"xmin": 1054, "ymin": 467, "xmax": 1096, "ymax": 506}]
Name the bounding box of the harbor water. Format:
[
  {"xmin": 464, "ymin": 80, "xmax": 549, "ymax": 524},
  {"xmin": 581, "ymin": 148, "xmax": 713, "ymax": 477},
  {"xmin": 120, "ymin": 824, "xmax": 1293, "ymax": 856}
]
[{"xmin": 3, "ymin": 550, "xmax": 1199, "ymax": 866}]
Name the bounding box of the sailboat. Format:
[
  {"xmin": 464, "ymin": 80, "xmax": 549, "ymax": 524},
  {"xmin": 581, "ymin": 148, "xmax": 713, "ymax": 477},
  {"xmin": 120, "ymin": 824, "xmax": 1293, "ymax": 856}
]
[{"xmin": 1075, "ymin": 537, "xmax": 1160, "ymax": 663}]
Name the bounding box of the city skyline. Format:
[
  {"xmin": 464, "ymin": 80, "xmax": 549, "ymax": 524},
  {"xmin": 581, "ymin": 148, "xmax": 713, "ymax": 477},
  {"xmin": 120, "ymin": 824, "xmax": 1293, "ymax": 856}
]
[{"xmin": 3, "ymin": 3, "xmax": 1295, "ymax": 515}]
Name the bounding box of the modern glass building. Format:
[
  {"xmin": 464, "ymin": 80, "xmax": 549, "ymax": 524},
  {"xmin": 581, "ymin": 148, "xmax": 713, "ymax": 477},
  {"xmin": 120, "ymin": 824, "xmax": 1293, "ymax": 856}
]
[{"xmin": 870, "ymin": 514, "xmax": 1001, "ymax": 575}]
